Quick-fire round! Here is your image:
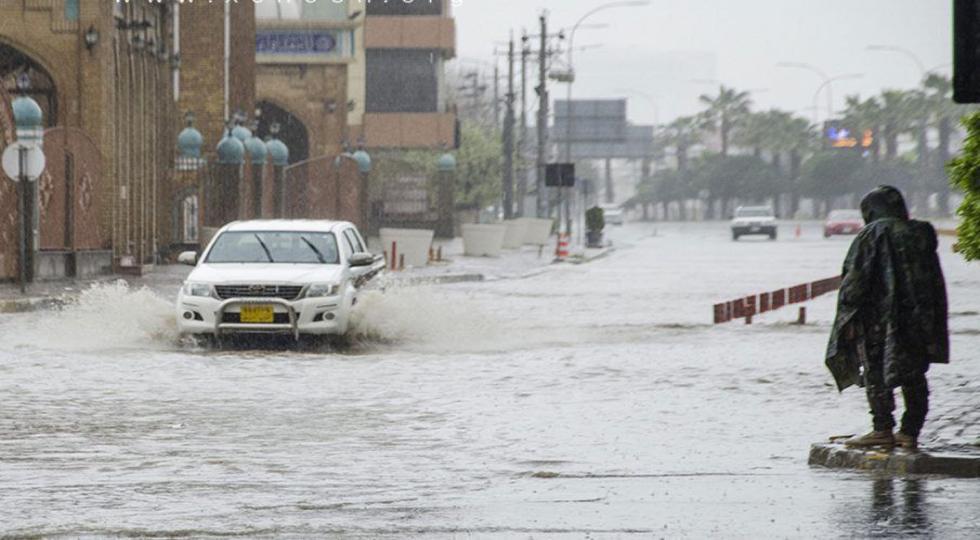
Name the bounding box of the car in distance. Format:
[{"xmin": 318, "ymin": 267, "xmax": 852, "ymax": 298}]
[
  {"xmin": 175, "ymin": 220, "xmax": 385, "ymax": 341},
  {"xmin": 600, "ymin": 204, "xmax": 625, "ymax": 226},
  {"xmin": 731, "ymin": 206, "xmax": 777, "ymax": 240},
  {"xmin": 824, "ymin": 209, "xmax": 864, "ymax": 238}
]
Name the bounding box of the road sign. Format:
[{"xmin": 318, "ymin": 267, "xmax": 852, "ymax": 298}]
[
  {"xmin": 545, "ymin": 163, "xmax": 575, "ymax": 187},
  {"xmin": 2, "ymin": 141, "xmax": 45, "ymax": 182}
]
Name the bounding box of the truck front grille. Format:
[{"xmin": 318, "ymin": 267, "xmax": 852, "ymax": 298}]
[{"xmin": 214, "ymin": 285, "xmax": 303, "ymax": 301}]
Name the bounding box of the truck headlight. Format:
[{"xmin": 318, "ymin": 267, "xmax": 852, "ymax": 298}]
[
  {"xmin": 305, "ymin": 283, "xmax": 340, "ymax": 298},
  {"xmin": 182, "ymin": 282, "xmax": 214, "ymax": 298}
]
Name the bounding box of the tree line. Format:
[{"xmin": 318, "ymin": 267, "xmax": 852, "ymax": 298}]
[{"xmin": 630, "ymin": 74, "xmax": 973, "ymax": 220}]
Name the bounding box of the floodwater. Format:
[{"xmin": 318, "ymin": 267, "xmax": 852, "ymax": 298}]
[{"xmin": 1, "ymin": 222, "xmax": 978, "ymax": 538}]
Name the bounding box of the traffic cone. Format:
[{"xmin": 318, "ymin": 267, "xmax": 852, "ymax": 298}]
[{"xmin": 555, "ymin": 234, "xmax": 570, "ymax": 260}]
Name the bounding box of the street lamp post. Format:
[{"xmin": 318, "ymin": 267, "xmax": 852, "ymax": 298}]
[
  {"xmin": 812, "ymin": 73, "xmax": 863, "ymax": 122},
  {"xmin": 867, "ymin": 45, "xmax": 927, "ymax": 82},
  {"xmin": 563, "ymin": 0, "xmax": 649, "ymax": 238},
  {"xmin": 776, "ymin": 62, "xmax": 833, "ymax": 125}
]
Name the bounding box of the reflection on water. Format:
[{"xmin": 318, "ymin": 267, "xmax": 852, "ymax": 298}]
[{"xmin": 851, "ymin": 477, "xmax": 932, "ymax": 538}]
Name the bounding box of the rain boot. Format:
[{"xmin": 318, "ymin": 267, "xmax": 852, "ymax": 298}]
[
  {"xmin": 844, "ymin": 430, "xmax": 894, "ymax": 448},
  {"xmin": 895, "ymin": 431, "xmax": 918, "ymax": 450}
]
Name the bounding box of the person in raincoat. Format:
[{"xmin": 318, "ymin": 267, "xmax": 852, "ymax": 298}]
[{"xmin": 825, "ymin": 185, "xmax": 948, "ymax": 449}]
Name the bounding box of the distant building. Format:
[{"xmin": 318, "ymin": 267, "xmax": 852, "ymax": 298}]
[
  {"xmin": 254, "ymin": 1, "xmax": 357, "ymax": 162},
  {"xmin": 359, "ymin": 0, "xmax": 457, "ymax": 149}
]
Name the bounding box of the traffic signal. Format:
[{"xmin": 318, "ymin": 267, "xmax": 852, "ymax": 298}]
[{"xmin": 954, "ymin": 0, "xmax": 980, "ymax": 103}]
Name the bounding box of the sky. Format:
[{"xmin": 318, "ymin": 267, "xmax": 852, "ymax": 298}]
[{"xmin": 451, "ymin": 0, "xmax": 952, "ymax": 126}]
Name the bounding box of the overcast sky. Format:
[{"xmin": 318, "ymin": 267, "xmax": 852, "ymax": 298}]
[{"xmin": 452, "ymin": 0, "xmax": 951, "ymax": 126}]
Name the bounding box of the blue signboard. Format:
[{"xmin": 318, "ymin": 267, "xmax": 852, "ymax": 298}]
[{"xmin": 256, "ymin": 31, "xmax": 338, "ymax": 55}]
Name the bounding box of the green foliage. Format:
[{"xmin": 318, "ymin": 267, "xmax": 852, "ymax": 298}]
[
  {"xmin": 693, "ymin": 154, "xmax": 778, "ymax": 202},
  {"xmin": 947, "ymin": 112, "xmax": 980, "ymax": 260},
  {"xmin": 799, "ymin": 151, "xmax": 865, "ymax": 201},
  {"xmin": 585, "ymin": 206, "xmax": 605, "ymax": 232},
  {"xmin": 851, "ymin": 159, "xmax": 916, "ymax": 195},
  {"xmin": 698, "ymin": 85, "xmax": 753, "ymax": 156},
  {"xmin": 455, "ymin": 121, "xmax": 503, "ymax": 210}
]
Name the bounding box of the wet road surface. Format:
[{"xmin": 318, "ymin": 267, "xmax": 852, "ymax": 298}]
[{"xmin": 1, "ymin": 222, "xmax": 978, "ymax": 538}]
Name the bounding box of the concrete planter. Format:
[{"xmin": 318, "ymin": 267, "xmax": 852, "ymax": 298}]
[
  {"xmin": 518, "ymin": 217, "xmax": 554, "ymax": 246},
  {"xmin": 379, "ymin": 228, "xmax": 434, "ymax": 268},
  {"xmin": 502, "ymin": 219, "xmax": 528, "ymax": 249},
  {"xmin": 462, "ymin": 223, "xmax": 507, "ymax": 257}
]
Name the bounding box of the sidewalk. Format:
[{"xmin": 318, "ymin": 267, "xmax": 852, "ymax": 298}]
[
  {"xmin": 0, "ymin": 239, "xmax": 613, "ymax": 312},
  {"xmin": 379, "ymin": 236, "xmax": 613, "ymax": 285},
  {"xmin": 809, "ymin": 377, "xmax": 980, "ymax": 478}
]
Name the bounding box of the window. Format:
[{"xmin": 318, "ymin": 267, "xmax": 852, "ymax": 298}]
[
  {"xmin": 366, "ymin": 0, "xmax": 442, "ymax": 16},
  {"xmin": 366, "ymin": 49, "xmax": 438, "ymax": 113},
  {"xmin": 206, "ymin": 232, "xmax": 340, "ymax": 264},
  {"xmin": 64, "ymin": 0, "xmax": 79, "ymax": 21},
  {"xmin": 181, "ymin": 195, "xmax": 199, "ymax": 243},
  {"xmin": 343, "ymin": 229, "xmax": 364, "ymax": 253}
]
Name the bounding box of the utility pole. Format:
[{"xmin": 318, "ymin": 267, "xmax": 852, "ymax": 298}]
[
  {"xmin": 517, "ymin": 32, "xmax": 530, "ymax": 217},
  {"xmin": 535, "ymin": 13, "xmax": 549, "ymax": 219},
  {"xmin": 493, "ymin": 62, "xmax": 501, "ymax": 131},
  {"xmin": 502, "ymin": 33, "xmax": 516, "ymax": 219}
]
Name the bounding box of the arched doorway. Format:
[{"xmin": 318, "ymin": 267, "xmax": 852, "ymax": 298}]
[
  {"xmin": 256, "ymin": 100, "xmax": 309, "ymax": 164},
  {"xmin": 0, "ymin": 42, "xmax": 58, "ymax": 127}
]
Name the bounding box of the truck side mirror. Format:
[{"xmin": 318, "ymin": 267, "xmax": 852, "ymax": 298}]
[{"xmin": 178, "ymin": 251, "xmax": 198, "ymax": 266}]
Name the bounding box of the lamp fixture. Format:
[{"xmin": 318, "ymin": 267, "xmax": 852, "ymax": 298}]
[{"xmin": 84, "ymin": 25, "xmax": 99, "ymax": 51}]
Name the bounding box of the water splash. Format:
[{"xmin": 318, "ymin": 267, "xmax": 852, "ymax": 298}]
[
  {"xmin": 349, "ymin": 283, "xmax": 501, "ymax": 352},
  {"xmin": 2, "ymin": 280, "xmax": 178, "ymax": 352}
]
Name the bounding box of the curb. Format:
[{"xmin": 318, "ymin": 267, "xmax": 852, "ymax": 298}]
[
  {"xmin": 809, "ymin": 442, "xmax": 980, "ymax": 478},
  {"xmin": 0, "ymin": 295, "xmax": 73, "ymax": 313},
  {"xmin": 563, "ymin": 246, "xmax": 615, "ymax": 265},
  {"xmin": 386, "ymin": 273, "xmax": 485, "ymax": 286}
]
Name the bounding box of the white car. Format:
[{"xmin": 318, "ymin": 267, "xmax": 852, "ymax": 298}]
[
  {"xmin": 601, "ymin": 205, "xmax": 625, "ymax": 226},
  {"xmin": 731, "ymin": 206, "xmax": 777, "ymax": 240},
  {"xmin": 175, "ymin": 220, "xmax": 384, "ymax": 341}
]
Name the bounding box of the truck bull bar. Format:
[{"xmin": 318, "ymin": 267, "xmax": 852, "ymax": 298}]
[{"xmin": 215, "ymin": 297, "xmax": 300, "ymax": 340}]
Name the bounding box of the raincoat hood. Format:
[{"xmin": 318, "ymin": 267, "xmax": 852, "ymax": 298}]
[{"xmin": 860, "ymin": 185, "xmax": 909, "ymax": 224}]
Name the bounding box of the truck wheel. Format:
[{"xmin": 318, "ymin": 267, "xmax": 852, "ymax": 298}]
[
  {"xmin": 732, "ymin": 231, "xmax": 740, "ymax": 241},
  {"xmin": 769, "ymin": 231, "xmax": 777, "ymax": 240}
]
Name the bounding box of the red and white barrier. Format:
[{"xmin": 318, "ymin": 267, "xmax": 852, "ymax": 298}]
[{"xmin": 713, "ymin": 275, "xmax": 842, "ymax": 324}]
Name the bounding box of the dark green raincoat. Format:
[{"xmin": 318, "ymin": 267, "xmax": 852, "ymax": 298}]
[{"xmin": 825, "ymin": 186, "xmax": 949, "ymax": 391}]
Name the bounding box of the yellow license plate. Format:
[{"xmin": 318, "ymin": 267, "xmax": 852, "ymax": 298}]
[{"xmin": 240, "ymin": 305, "xmax": 274, "ymax": 323}]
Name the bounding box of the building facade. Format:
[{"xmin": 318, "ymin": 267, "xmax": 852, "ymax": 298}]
[
  {"xmin": 360, "ymin": 0, "xmax": 457, "ymax": 149},
  {"xmin": 0, "ymin": 0, "xmax": 176, "ymax": 276}
]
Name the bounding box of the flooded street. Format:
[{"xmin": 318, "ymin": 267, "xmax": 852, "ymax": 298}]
[{"xmin": 2, "ymin": 223, "xmax": 978, "ymax": 538}]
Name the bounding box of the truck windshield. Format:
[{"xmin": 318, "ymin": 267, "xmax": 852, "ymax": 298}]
[
  {"xmin": 205, "ymin": 231, "xmax": 340, "ymax": 264},
  {"xmin": 736, "ymin": 208, "xmax": 773, "ymax": 218}
]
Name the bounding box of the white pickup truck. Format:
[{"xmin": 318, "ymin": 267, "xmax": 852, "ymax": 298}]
[{"xmin": 175, "ymin": 220, "xmax": 384, "ymax": 341}]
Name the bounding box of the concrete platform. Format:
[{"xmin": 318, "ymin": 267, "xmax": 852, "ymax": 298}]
[{"xmin": 809, "ymin": 442, "xmax": 980, "ymax": 477}]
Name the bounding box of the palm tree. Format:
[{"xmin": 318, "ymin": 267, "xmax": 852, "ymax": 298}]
[
  {"xmin": 655, "ymin": 116, "xmax": 704, "ymax": 220},
  {"xmin": 784, "ymin": 117, "xmax": 819, "ymax": 217},
  {"xmin": 664, "ymin": 115, "xmax": 703, "ymax": 174},
  {"xmin": 733, "ymin": 111, "xmax": 770, "ymax": 158},
  {"xmin": 878, "ymin": 90, "xmax": 917, "ymax": 160},
  {"xmin": 698, "ymin": 85, "xmax": 752, "ymax": 157}
]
